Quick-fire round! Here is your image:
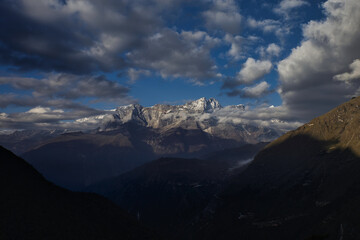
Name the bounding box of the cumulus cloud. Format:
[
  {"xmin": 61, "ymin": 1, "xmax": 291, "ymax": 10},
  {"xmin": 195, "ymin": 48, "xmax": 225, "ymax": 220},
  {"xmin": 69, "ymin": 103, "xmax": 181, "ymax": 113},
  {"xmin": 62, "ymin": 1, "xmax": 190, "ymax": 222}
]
[
  {"xmin": 224, "ymin": 34, "xmax": 260, "ymax": 60},
  {"xmin": 224, "ymin": 34, "xmax": 244, "ymax": 60},
  {"xmin": 203, "ymin": 0, "xmax": 242, "ymax": 34},
  {"xmin": 274, "ymin": 0, "xmax": 310, "ymax": 17},
  {"xmin": 266, "ymin": 43, "xmax": 282, "ymax": 57},
  {"xmin": 225, "ymin": 81, "xmax": 272, "ymax": 98},
  {"xmin": 278, "ymin": 0, "xmax": 360, "ymax": 120},
  {"xmin": 241, "ymin": 81, "xmax": 271, "ymax": 98},
  {"xmin": 222, "ymin": 58, "xmax": 273, "ymax": 89},
  {"xmin": 258, "ymin": 43, "xmax": 282, "ymax": 58},
  {"xmin": 237, "ymin": 58, "xmax": 272, "ymax": 84},
  {"xmin": 334, "ymin": 59, "xmax": 360, "ymax": 82},
  {"xmin": 128, "ymin": 29, "xmax": 220, "ymax": 83}
]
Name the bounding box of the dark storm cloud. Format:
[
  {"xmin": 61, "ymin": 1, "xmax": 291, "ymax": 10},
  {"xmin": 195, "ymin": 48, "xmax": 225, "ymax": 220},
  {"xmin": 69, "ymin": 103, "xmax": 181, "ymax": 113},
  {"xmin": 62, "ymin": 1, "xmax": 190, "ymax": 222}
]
[
  {"xmin": 0, "ymin": 74, "xmax": 130, "ymax": 101},
  {"xmin": 0, "ymin": 0, "xmax": 221, "ymax": 82},
  {"xmin": 0, "ymin": 73, "xmax": 134, "ymax": 129},
  {"xmin": 203, "ymin": 0, "xmax": 242, "ymax": 35},
  {"xmin": 0, "ymin": 92, "xmax": 107, "ymax": 113},
  {"xmin": 128, "ymin": 29, "xmax": 221, "ymax": 83},
  {"xmin": 0, "ymin": 105, "xmax": 108, "ymax": 130},
  {"xmin": 0, "ymin": 0, "xmax": 158, "ymax": 73}
]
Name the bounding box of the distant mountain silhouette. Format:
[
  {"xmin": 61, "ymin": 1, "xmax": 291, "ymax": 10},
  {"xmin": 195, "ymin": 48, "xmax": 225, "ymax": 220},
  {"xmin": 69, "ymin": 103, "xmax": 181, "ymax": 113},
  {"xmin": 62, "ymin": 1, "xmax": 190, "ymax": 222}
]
[
  {"xmin": 0, "ymin": 146, "xmax": 158, "ymax": 240},
  {"xmin": 195, "ymin": 96, "xmax": 360, "ymax": 239},
  {"xmin": 88, "ymin": 143, "xmax": 266, "ymax": 240}
]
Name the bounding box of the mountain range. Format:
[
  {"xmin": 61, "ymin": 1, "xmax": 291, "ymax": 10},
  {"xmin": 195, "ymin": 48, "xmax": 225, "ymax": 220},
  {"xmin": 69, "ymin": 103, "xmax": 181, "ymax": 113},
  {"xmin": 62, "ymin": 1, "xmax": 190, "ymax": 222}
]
[
  {"xmin": 85, "ymin": 97, "xmax": 278, "ymax": 143},
  {"xmin": 9, "ymin": 98, "xmax": 279, "ymax": 190},
  {"xmin": 1, "ymin": 96, "xmax": 360, "ymax": 239}
]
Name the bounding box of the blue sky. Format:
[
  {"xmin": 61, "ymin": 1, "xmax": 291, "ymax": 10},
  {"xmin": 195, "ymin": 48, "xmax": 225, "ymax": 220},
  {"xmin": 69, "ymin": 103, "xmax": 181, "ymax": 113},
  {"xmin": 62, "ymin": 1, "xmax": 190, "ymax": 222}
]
[{"xmin": 0, "ymin": 0, "xmax": 360, "ymax": 130}]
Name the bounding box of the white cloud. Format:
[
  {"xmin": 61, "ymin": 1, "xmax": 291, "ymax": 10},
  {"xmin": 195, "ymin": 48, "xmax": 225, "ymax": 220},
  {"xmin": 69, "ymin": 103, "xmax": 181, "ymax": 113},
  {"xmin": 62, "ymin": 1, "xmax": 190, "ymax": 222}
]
[
  {"xmin": 237, "ymin": 58, "xmax": 273, "ymax": 84},
  {"xmin": 266, "ymin": 43, "xmax": 282, "ymax": 57},
  {"xmin": 210, "ymin": 104, "xmax": 303, "ymax": 132},
  {"xmin": 278, "ymin": 0, "xmax": 360, "ymax": 120},
  {"xmin": 247, "ymin": 17, "xmax": 290, "ymax": 39},
  {"xmin": 224, "ymin": 34, "xmax": 243, "ymax": 60},
  {"xmin": 241, "ymin": 81, "xmax": 271, "ymax": 98},
  {"xmin": 247, "ymin": 18, "xmax": 280, "ymax": 32},
  {"xmin": 334, "ymin": 59, "xmax": 360, "ymax": 82},
  {"xmin": 274, "ymin": 0, "xmax": 310, "ymax": 17},
  {"xmin": 203, "ymin": 0, "xmax": 242, "ymax": 34},
  {"xmin": 258, "ymin": 43, "xmax": 282, "ymax": 58},
  {"xmin": 27, "ymin": 107, "xmax": 64, "ymax": 114},
  {"xmin": 223, "ymin": 34, "xmax": 261, "ymax": 60}
]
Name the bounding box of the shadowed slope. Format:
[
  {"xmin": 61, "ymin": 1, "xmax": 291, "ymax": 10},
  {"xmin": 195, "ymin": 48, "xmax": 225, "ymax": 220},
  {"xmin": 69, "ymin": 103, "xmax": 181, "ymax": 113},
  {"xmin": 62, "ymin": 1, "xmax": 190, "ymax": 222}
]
[
  {"xmin": 0, "ymin": 146, "xmax": 158, "ymax": 240},
  {"xmin": 196, "ymin": 97, "xmax": 360, "ymax": 240}
]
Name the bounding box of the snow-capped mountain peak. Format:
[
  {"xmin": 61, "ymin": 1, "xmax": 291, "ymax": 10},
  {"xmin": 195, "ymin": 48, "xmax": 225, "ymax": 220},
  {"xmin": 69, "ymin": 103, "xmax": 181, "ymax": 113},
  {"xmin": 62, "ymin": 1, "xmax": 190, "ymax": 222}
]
[
  {"xmin": 114, "ymin": 103, "xmax": 147, "ymax": 126},
  {"xmin": 184, "ymin": 97, "xmax": 222, "ymax": 112}
]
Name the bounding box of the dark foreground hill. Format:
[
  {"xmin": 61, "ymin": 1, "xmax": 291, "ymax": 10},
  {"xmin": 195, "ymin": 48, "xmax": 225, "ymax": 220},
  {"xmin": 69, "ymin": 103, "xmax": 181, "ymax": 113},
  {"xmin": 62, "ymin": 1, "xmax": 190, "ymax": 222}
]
[
  {"xmin": 195, "ymin": 96, "xmax": 360, "ymax": 240},
  {"xmin": 88, "ymin": 143, "xmax": 267, "ymax": 240},
  {"xmin": 0, "ymin": 146, "xmax": 158, "ymax": 240}
]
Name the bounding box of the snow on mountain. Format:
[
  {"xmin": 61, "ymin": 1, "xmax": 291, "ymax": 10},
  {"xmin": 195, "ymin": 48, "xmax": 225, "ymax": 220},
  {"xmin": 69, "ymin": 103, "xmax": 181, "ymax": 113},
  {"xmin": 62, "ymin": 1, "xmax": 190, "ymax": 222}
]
[
  {"xmin": 75, "ymin": 113, "xmax": 114, "ymax": 123},
  {"xmin": 183, "ymin": 97, "xmax": 222, "ymax": 112},
  {"xmin": 100, "ymin": 98, "xmax": 230, "ymax": 130},
  {"xmin": 84, "ymin": 97, "xmax": 280, "ymax": 143},
  {"xmin": 71, "ymin": 97, "xmax": 289, "ymax": 143}
]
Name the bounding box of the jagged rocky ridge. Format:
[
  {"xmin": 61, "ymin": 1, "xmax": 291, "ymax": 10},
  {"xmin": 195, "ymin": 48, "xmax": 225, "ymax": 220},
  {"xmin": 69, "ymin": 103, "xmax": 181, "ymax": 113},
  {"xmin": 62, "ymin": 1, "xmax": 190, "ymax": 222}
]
[{"xmin": 98, "ymin": 97, "xmax": 277, "ymax": 143}]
